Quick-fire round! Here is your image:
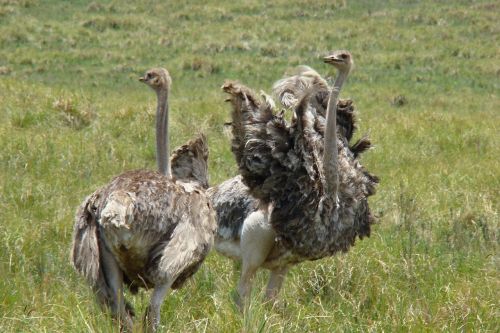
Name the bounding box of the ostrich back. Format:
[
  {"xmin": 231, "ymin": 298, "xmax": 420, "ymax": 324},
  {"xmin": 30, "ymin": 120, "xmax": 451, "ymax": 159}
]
[{"xmin": 222, "ymin": 81, "xmax": 378, "ymax": 260}]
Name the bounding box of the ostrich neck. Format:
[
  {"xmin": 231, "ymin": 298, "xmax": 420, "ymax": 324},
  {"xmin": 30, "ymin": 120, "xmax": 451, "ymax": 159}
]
[
  {"xmin": 323, "ymin": 69, "xmax": 348, "ymax": 199},
  {"xmin": 156, "ymin": 88, "xmax": 170, "ymax": 177}
]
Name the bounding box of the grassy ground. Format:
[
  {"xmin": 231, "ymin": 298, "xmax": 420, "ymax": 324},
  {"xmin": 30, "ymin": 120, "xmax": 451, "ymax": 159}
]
[{"xmin": 0, "ymin": 0, "xmax": 498, "ymax": 332}]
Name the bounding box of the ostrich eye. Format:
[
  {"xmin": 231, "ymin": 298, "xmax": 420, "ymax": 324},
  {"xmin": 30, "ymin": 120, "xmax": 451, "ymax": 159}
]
[
  {"xmin": 146, "ymin": 73, "xmax": 152, "ymax": 80},
  {"xmin": 340, "ymin": 54, "xmax": 348, "ymax": 59}
]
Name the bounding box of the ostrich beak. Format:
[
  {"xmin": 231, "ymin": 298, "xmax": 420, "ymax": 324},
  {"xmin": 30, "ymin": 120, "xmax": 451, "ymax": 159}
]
[
  {"xmin": 323, "ymin": 55, "xmax": 341, "ymax": 64},
  {"xmin": 139, "ymin": 75, "xmax": 147, "ymax": 82}
]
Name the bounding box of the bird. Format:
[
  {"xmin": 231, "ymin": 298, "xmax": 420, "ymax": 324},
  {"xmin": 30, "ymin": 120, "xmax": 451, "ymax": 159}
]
[
  {"xmin": 208, "ymin": 104, "xmax": 372, "ymax": 306},
  {"xmin": 71, "ymin": 68, "xmax": 216, "ymax": 332},
  {"xmin": 208, "ymin": 88, "xmax": 366, "ymax": 305},
  {"xmin": 212, "ymin": 50, "xmax": 378, "ymax": 306}
]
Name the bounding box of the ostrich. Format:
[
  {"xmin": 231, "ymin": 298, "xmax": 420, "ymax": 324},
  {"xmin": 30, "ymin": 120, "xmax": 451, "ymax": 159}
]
[
  {"xmin": 208, "ymin": 91, "xmax": 367, "ymax": 304},
  {"xmin": 210, "ymin": 51, "xmax": 378, "ymax": 306},
  {"xmin": 71, "ymin": 68, "xmax": 216, "ymax": 331}
]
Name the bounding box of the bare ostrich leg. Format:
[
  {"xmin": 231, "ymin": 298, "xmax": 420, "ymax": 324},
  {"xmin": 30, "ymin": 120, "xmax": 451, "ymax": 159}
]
[
  {"xmin": 236, "ymin": 207, "xmax": 276, "ymax": 309},
  {"xmin": 265, "ymin": 266, "xmax": 289, "ymax": 302},
  {"xmin": 143, "ymin": 282, "xmax": 172, "ymax": 332}
]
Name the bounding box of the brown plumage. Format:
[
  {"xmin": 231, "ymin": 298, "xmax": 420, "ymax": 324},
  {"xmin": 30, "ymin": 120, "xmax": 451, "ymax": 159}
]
[
  {"xmin": 214, "ymin": 51, "xmax": 378, "ymax": 306},
  {"xmin": 71, "ymin": 68, "xmax": 216, "ymax": 332}
]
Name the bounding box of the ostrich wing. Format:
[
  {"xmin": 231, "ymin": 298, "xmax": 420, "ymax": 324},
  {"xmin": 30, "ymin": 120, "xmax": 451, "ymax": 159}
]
[{"xmin": 222, "ymin": 81, "xmax": 295, "ymax": 203}]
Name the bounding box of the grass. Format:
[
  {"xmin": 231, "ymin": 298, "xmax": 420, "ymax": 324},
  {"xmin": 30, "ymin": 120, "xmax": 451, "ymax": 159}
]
[{"xmin": 0, "ymin": 0, "xmax": 498, "ymax": 331}]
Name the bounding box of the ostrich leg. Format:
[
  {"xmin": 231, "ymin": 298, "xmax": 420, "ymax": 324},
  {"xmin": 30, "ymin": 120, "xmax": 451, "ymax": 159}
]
[
  {"xmin": 237, "ymin": 209, "xmax": 275, "ymax": 309},
  {"xmin": 265, "ymin": 266, "xmax": 289, "ymax": 302},
  {"xmin": 99, "ymin": 241, "xmax": 133, "ymax": 331}
]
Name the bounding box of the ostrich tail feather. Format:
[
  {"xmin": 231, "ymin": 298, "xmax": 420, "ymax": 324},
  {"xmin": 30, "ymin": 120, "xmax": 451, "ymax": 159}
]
[
  {"xmin": 170, "ymin": 134, "xmax": 210, "ymax": 188},
  {"xmin": 71, "ymin": 195, "xmax": 101, "ymax": 287}
]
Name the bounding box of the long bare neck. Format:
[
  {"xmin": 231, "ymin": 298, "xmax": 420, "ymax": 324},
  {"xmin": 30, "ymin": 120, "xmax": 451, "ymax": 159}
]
[
  {"xmin": 323, "ymin": 69, "xmax": 349, "ymax": 198},
  {"xmin": 156, "ymin": 88, "xmax": 170, "ymax": 177}
]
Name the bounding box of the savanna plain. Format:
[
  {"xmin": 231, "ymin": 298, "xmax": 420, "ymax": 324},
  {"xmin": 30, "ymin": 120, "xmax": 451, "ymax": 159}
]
[{"xmin": 0, "ymin": 0, "xmax": 498, "ymax": 332}]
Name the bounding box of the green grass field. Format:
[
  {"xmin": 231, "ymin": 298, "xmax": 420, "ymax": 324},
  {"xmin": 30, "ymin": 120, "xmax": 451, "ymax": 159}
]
[{"xmin": 0, "ymin": 0, "xmax": 498, "ymax": 331}]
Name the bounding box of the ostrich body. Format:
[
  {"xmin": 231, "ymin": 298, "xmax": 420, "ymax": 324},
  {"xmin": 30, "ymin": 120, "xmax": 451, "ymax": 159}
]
[
  {"xmin": 211, "ymin": 51, "xmax": 378, "ymax": 304},
  {"xmin": 71, "ymin": 68, "xmax": 216, "ymax": 331}
]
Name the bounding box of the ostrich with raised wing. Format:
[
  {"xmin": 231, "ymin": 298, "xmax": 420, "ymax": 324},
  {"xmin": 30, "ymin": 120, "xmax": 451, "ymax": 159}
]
[{"xmin": 210, "ymin": 51, "xmax": 378, "ymax": 306}]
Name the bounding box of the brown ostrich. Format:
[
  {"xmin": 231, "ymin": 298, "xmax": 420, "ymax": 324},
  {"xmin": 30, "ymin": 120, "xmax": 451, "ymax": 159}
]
[
  {"xmin": 210, "ymin": 51, "xmax": 378, "ymax": 306},
  {"xmin": 71, "ymin": 68, "xmax": 216, "ymax": 331}
]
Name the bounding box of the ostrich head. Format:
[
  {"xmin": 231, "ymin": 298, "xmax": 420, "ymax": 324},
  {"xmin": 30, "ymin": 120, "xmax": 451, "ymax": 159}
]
[
  {"xmin": 139, "ymin": 67, "xmax": 172, "ymax": 92},
  {"xmin": 323, "ymin": 50, "xmax": 353, "ymax": 74}
]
